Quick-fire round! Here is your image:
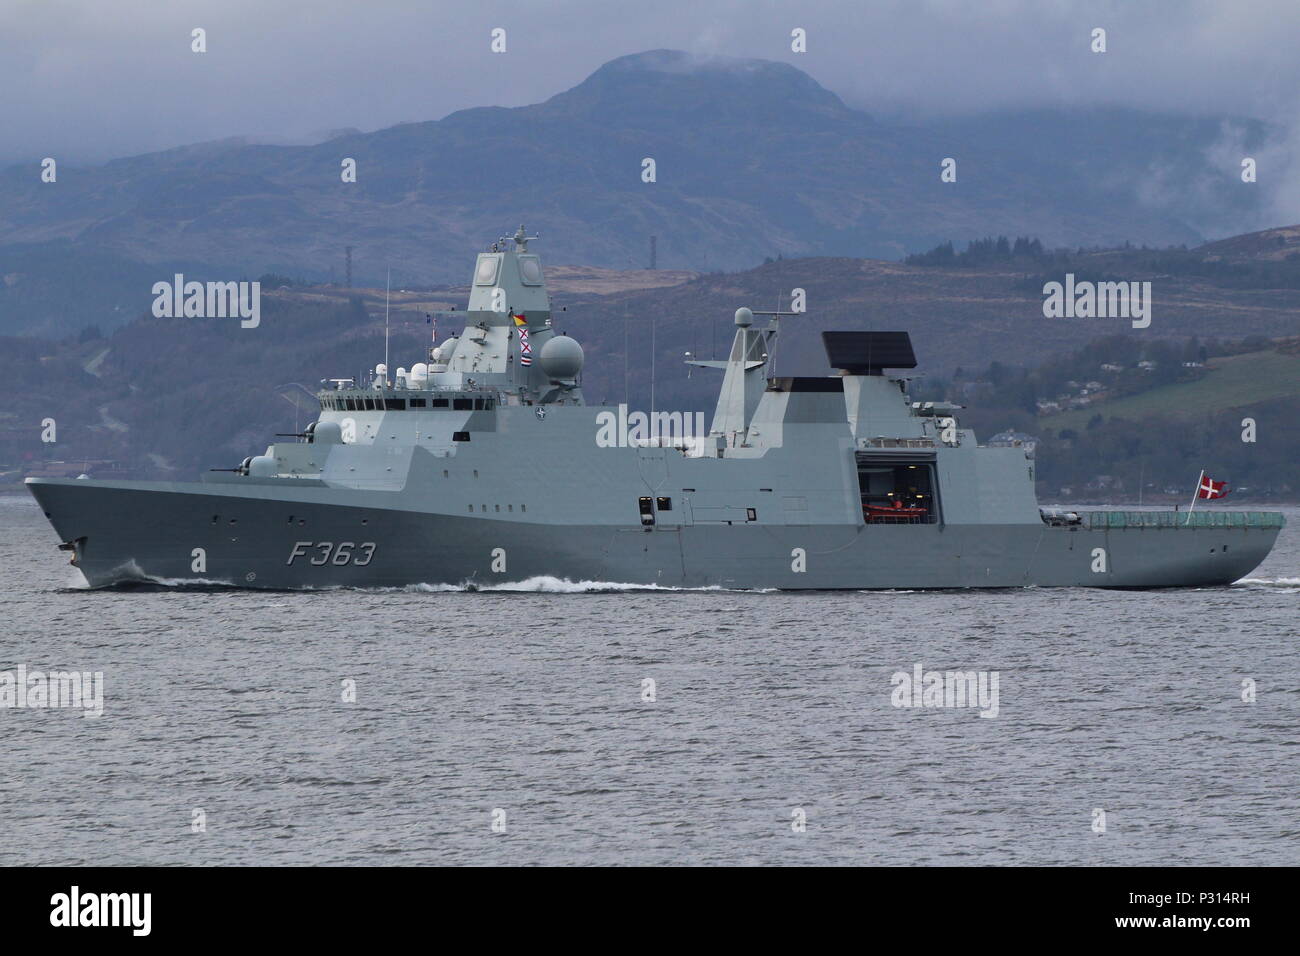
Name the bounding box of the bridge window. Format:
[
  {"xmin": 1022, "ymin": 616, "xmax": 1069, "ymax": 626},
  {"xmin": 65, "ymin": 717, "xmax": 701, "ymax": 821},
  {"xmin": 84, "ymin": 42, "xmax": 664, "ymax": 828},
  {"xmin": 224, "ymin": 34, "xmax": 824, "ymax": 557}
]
[
  {"xmin": 453, "ymin": 398, "xmax": 473, "ymax": 411},
  {"xmin": 656, "ymin": 497, "xmax": 672, "ymax": 511},
  {"xmin": 410, "ymin": 398, "xmax": 426, "ymax": 408},
  {"xmin": 432, "ymin": 398, "xmax": 449, "ymax": 408},
  {"xmin": 453, "ymin": 431, "xmax": 470, "ymax": 442},
  {"xmin": 384, "ymin": 398, "xmax": 405, "ymax": 410}
]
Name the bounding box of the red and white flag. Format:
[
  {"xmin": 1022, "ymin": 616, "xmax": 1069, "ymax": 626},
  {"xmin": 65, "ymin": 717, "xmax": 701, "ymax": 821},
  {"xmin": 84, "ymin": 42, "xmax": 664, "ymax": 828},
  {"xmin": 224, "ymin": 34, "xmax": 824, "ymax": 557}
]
[
  {"xmin": 1197, "ymin": 474, "xmax": 1229, "ymax": 499},
  {"xmin": 512, "ymin": 311, "xmax": 532, "ymax": 367}
]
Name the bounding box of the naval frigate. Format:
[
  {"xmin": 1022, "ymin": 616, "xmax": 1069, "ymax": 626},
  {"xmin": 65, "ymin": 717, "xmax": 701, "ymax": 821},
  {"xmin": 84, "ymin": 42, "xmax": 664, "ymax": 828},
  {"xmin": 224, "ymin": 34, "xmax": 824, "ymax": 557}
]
[{"xmin": 26, "ymin": 227, "xmax": 1284, "ymax": 589}]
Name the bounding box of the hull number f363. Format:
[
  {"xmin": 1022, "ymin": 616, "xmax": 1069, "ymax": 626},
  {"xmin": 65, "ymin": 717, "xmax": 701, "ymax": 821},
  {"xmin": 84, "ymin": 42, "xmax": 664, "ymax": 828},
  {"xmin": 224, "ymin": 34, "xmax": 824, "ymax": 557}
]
[{"xmin": 287, "ymin": 541, "xmax": 376, "ymax": 566}]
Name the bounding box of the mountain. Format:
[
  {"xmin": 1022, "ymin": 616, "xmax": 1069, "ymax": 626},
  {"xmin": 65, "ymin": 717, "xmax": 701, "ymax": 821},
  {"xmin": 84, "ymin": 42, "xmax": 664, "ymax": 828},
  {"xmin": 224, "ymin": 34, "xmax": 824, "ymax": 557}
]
[{"xmin": 0, "ymin": 50, "xmax": 1278, "ymax": 337}]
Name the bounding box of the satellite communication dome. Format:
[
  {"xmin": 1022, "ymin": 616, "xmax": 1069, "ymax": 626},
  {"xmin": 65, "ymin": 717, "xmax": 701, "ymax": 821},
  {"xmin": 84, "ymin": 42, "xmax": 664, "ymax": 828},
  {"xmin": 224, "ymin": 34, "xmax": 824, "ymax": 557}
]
[
  {"xmin": 538, "ymin": 335, "xmax": 584, "ymax": 380},
  {"xmin": 734, "ymin": 307, "xmax": 754, "ymax": 327}
]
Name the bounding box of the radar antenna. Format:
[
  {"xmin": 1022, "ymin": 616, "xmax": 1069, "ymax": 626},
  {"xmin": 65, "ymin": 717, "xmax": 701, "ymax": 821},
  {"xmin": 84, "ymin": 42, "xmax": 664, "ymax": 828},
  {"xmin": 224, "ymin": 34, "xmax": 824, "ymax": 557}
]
[{"xmin": 512, "ymin": 225, "xmax": 540, "ymax": 252}]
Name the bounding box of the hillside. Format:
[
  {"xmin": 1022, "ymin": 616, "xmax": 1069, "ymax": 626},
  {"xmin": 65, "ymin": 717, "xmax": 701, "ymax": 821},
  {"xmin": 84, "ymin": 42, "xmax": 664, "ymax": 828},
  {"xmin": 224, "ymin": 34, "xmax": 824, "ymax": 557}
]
[{"xmin": 1040, "ymin": 346, "xmax": 1300, "ymax": 433}]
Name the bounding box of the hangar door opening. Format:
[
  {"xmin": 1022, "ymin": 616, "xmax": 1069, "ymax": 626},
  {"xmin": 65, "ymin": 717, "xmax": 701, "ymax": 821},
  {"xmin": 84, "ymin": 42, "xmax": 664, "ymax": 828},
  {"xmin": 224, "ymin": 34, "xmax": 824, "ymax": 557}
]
[{"xmin": 854, "ymin": 452, "xmax": 941, "ymax": 525}]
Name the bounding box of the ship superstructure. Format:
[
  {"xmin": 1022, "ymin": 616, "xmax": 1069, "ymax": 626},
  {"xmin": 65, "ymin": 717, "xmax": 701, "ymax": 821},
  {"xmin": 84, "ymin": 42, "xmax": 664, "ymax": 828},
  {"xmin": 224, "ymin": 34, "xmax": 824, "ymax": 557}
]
[{"xmin": 26, "ymin": 228, "xmax": 1284, "ymax": 589}]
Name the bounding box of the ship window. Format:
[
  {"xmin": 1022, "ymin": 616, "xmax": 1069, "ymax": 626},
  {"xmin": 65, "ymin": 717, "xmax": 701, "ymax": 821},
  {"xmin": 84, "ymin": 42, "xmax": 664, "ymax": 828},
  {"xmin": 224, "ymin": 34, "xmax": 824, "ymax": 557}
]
[
  {"xmin": 453, "ymin": 398, "xmax": 472, "ymax": 410},
  {"xmin": 473, "ymin": 398, "xmax": 485, "ymax": 410},
  {"xmin": 432, "ymin": 398, "xmax": 449, "ymax": 408},
  {"xmin": 486, "ymin": 400, "xmax": 494, "ymax": 410},
  {"xmin": 344, "ymin": 399, "xmax": 356, "ymax": 411},
  {"xmin": 410, "ymin": 399, "xmax": 426, "ymax": 408},
  {"xmin": 385, "ymin": 398, "xmax": 405, "ymax": 410},
  {"xmin": 657, "ymin": 497, "xmax": 672, "ymax": 511},
  {"xmin": 453, "ymin": 431, "xmax": 470, "ymax": 442},
  {"xmin": 443, "ymin": 469, "xmax": 449, "ymax": 477},
  {"xmin": 495, "ymin": 504, "xmax": 500, "ymax": 512},
  {"xmin": 508, "ymin": 504, "xmax": 513, "ymax": 512},
  {"xmin": 638, "ymin": 497, "xmax": 655, "ymax": 526},
  {"xmin": 746, "ymin": 508, "xmax": 757, "ymax": 521},
  {"xmin": 468, "ymin": 504, "xmax": 474, "ymax": 512},
  {"xmin": 521, "ymin": 504, "xmax": 526, "ymax": 513}
]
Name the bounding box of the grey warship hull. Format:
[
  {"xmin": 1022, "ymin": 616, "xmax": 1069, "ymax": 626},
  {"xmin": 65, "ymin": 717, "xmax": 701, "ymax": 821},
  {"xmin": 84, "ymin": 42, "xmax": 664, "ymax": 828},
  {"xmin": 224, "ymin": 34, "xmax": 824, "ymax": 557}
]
[
  {"xmin": 25, "ymin": 227, "xmax": 1284, "ymax": 590},
  {"xmin": 26, "ymin": 469, "xmax": 1281, "ymax": 592}
]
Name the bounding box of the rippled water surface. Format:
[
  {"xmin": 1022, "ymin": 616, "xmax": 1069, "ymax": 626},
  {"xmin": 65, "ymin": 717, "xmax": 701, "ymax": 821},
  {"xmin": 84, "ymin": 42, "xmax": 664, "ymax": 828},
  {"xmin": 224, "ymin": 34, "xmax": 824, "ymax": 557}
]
[{"xmin": 2, "ymin": 494, "xmax": 1296, "ymax": 866}]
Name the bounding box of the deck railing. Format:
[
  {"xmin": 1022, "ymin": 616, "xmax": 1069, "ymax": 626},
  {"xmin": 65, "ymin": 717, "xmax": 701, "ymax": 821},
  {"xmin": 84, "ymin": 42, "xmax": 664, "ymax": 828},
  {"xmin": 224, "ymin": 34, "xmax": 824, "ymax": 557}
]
[{"xmin": 1081, "ymin": 511, "xmax": 1285, "ymax": 530}]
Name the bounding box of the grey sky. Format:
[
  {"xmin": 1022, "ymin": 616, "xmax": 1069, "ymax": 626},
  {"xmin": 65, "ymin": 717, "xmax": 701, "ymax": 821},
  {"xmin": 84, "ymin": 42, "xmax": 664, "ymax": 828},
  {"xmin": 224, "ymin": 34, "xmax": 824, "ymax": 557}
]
[{"xmin": 2, "ymin": 0, "xmax": 1298, "ymax": 164}]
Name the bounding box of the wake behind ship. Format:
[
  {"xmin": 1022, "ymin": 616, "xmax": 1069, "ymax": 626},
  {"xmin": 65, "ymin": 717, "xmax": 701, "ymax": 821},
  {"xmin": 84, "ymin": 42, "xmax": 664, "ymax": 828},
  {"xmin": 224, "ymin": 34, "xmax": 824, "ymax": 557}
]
[{"xmin": 27, "ymin": 228, "xmax": 1284, "ymax": 589}]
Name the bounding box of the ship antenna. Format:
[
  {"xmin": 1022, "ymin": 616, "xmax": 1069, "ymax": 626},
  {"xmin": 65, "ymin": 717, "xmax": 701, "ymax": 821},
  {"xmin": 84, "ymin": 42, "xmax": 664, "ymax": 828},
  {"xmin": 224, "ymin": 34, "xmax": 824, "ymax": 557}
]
[{"xmin": 384, "ymin": 267, "xmax": 391, "ymax": 386}]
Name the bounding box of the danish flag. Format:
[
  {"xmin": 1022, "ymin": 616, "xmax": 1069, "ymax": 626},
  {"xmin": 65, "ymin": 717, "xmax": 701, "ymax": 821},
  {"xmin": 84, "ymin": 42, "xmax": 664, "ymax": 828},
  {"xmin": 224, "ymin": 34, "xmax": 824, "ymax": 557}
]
[{"xmin": 1197, "ymin": 474, "xmax": 1229, "ymax": 499}]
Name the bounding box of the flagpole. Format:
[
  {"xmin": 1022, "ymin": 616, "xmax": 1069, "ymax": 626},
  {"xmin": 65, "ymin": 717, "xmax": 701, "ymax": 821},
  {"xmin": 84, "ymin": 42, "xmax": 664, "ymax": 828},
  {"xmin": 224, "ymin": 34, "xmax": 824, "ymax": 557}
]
[
  {"xmin": 384, "ymin": 268, "xmax": 391, "ymax": 386},
  {"xmin": 1185, "ymin": 469, "xmax": 1204, "ymax": 526}
]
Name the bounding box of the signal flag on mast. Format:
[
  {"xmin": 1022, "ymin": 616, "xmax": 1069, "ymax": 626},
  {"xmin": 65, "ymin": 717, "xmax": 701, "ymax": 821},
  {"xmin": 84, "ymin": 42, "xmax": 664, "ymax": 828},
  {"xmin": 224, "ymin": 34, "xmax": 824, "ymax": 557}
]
[{"xmin": 512, "ymin": 312, "xmax": 532, "ymax": 366}]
